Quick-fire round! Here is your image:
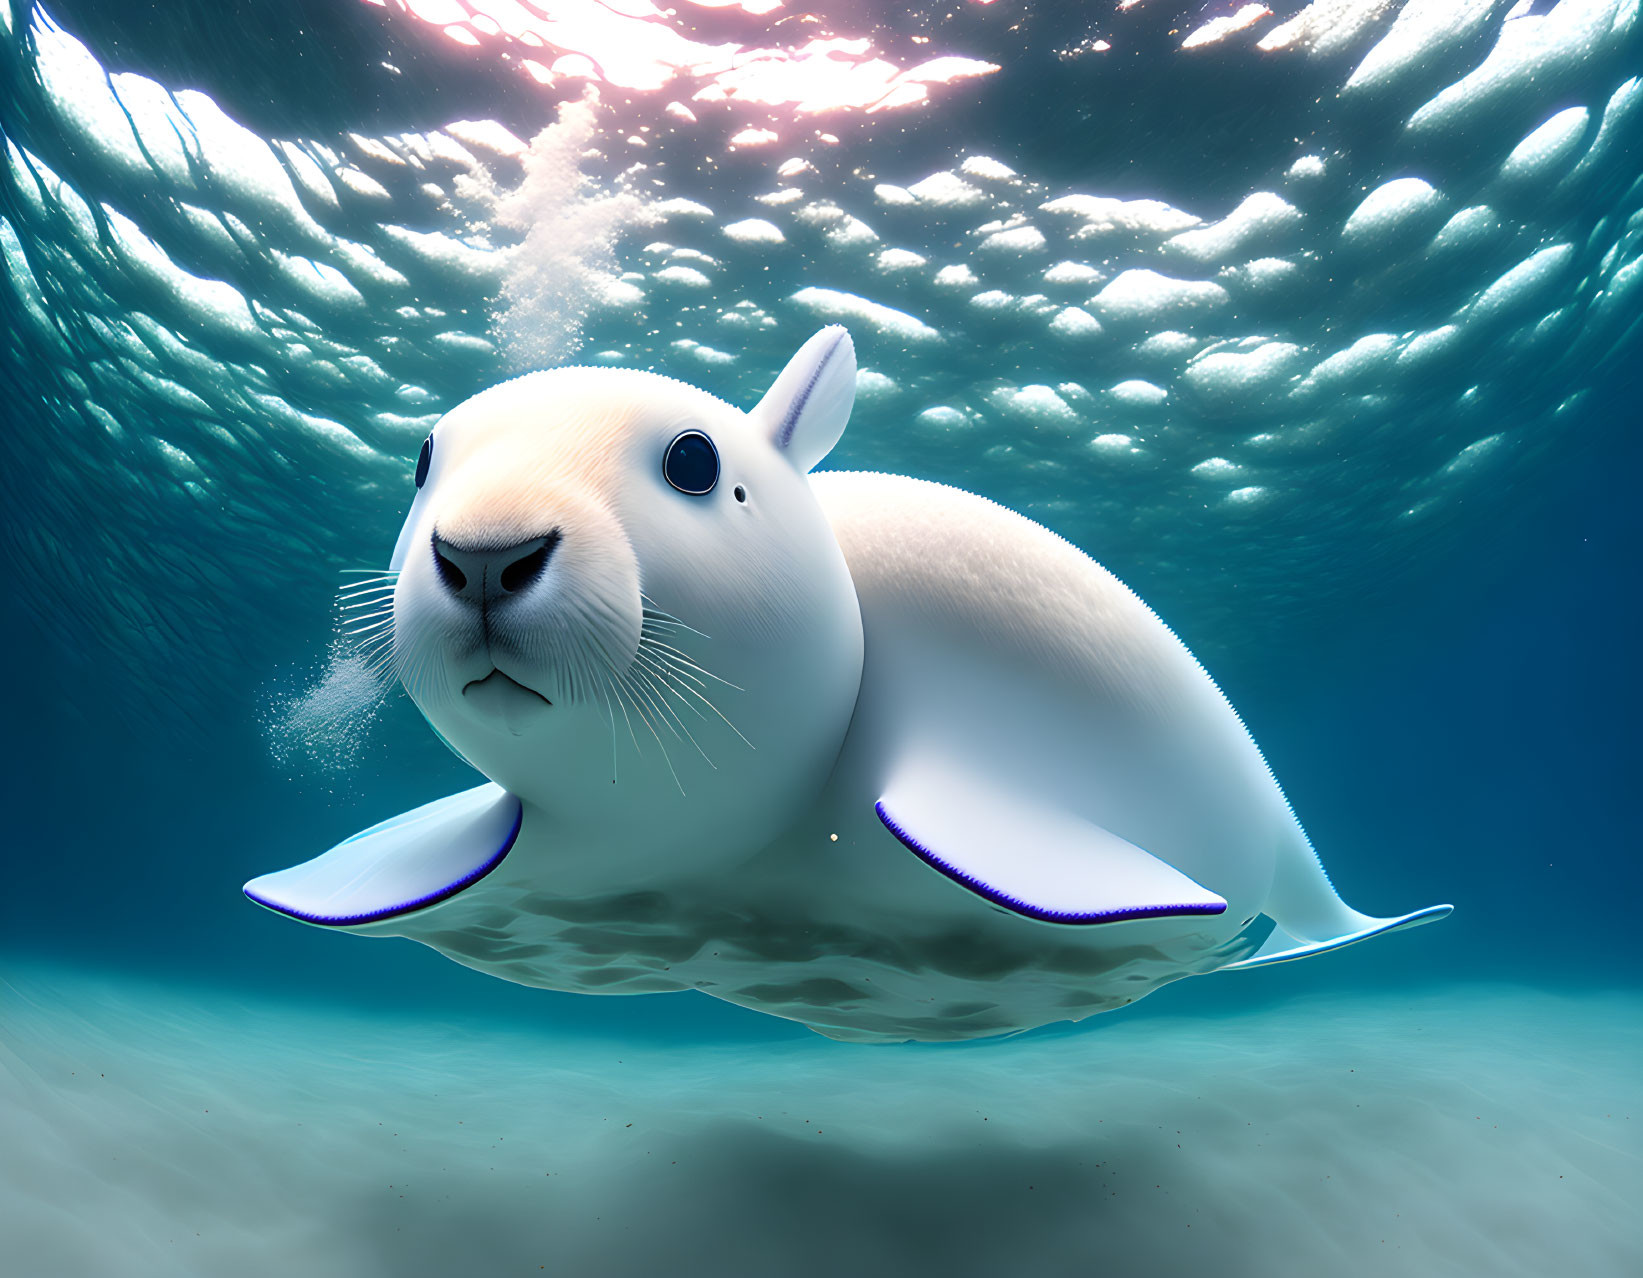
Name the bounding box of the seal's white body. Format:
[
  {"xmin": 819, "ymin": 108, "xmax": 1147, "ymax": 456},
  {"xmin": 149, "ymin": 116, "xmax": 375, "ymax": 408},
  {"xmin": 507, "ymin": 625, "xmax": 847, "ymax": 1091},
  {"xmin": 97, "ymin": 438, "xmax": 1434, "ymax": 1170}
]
[{"xmin": 247, "ymin": 328, "xmax": 1448, "ymax": 1042}]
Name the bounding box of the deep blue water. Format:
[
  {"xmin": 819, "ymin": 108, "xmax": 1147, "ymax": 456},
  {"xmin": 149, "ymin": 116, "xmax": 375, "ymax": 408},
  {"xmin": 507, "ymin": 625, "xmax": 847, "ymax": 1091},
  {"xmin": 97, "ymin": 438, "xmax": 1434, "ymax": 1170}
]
[{"xmin": 3, "ymin": 1, "xmax": 1641, "ymax": 1272}]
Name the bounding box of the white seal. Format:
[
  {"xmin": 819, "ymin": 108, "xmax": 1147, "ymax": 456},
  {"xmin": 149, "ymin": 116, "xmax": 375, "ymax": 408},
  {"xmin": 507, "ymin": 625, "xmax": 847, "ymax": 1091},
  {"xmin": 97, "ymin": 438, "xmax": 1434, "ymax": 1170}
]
[{"xmin": 246, "ymin": 327, "xmax": 1449, "ymax": 1042}]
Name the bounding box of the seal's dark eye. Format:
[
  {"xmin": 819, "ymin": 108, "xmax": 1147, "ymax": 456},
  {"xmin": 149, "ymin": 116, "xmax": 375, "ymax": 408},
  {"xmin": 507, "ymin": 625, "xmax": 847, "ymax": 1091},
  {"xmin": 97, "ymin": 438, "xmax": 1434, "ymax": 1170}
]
[
  {"xmin": 663, "ymin": 430, "xmax": 718, "ymax": 495},
  {"xmin": 415, "ymin": 435, "xmax": 433, "ymax": 489}
]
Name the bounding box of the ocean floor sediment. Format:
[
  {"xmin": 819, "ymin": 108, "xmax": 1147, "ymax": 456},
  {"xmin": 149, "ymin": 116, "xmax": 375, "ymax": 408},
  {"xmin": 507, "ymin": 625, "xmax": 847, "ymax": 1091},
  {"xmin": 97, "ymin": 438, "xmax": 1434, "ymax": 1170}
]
[{"xmin": 2, "ymin": 964, "xmax": 1637, "ymax": 1277}]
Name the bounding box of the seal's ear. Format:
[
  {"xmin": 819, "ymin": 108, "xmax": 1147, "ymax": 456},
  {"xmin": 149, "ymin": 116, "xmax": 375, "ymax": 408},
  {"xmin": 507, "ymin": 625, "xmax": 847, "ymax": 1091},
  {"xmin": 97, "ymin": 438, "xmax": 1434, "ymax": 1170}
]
[{"xmin": 749, "ymin": 326, "xmax": 856, "ymax": 472}]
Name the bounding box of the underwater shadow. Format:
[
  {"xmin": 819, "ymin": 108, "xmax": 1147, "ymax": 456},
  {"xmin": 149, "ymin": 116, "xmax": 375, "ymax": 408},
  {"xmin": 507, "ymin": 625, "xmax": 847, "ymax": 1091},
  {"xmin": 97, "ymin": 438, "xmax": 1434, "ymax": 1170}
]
[{"xmin": 344, "ymin": 1120, "xmax": 1232, "ymax": 1278}]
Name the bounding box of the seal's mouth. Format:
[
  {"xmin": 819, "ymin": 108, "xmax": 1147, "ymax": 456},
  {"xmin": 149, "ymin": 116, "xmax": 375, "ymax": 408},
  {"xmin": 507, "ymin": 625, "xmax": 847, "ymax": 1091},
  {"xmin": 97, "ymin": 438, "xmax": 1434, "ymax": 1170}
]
[
  {"xmin": 461, "ymin": 669, "xmax": 553, "ymax": 735},
  {"xmin": 462, "ymin": 670, "xmax": 552, "ymax": 705}
]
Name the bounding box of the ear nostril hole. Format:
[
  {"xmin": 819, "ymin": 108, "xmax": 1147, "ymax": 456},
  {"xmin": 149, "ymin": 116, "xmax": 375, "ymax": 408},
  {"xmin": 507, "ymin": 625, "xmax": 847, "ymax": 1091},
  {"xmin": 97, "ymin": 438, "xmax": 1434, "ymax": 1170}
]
[
  {"xmin": 433, "ymin": 545, "xmax": 468, "ymax": 594},
  {"xmin": 499, "ymin": 547, "xmax": 545, "ymax": 594},
  {"xmin": 734, "ymin": 485, "xmax": 747, "ymax": 503},
  {"xmin": 500, "ymin": 531, "xmax": 560, "ymax": 594}
]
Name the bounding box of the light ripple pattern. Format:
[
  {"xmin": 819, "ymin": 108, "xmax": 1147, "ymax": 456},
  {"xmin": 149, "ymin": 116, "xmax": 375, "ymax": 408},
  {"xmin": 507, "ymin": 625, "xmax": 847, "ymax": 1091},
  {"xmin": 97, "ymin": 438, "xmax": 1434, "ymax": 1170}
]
[{"xmin": 1, "ymin": 0, "xmax": 1640, "ymax": 728}]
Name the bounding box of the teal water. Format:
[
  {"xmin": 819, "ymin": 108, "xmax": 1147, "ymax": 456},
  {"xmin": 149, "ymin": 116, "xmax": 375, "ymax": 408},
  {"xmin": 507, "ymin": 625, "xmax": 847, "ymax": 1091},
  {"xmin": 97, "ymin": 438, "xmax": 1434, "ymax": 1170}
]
[{"xmin": 3, "ymin": 0, "xmax": 1641, "ymax": 1272}]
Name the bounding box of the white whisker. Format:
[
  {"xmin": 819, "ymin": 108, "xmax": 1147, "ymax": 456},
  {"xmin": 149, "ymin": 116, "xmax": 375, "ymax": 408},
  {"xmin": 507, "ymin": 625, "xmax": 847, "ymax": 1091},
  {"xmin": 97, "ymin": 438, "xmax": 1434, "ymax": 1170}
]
[
  {"xmin": 594, "ymin": 679, "xmax": 620, "ymax": 786},
  {"xmin": 601, "ymin": 656, "xmax": 645, "ymax": 762},
  {"xmin": 628, "ymin": 603, "xmax": 754, "ymax": 752},
  {"xmin": 649, "ymin": 660, "xmax": 752, "ymax": 750},
  {"xmin": 639, "ymin": 596, "xmax": 709, "ymax": 639},
  {"xmin": 622, "ymin": 664, "xmax": 684, "ymax": 743},
  {"xmin": 337, "ymin": 588, "xmax": 397, "ymax": 606},
  {"xmin": 638, "ymin": 647, "xmax": 709, "ymax": 691},
  {"xmin": 644, "ymin": 641, "xmax": 743, "ymax": 691},
  {"xmin": 617, "ymin": 669, "xmax": 685, "ymax": 795},
  {"xmin": 631, "ymin": 656, "xmax": 717, "ymax": 769}
]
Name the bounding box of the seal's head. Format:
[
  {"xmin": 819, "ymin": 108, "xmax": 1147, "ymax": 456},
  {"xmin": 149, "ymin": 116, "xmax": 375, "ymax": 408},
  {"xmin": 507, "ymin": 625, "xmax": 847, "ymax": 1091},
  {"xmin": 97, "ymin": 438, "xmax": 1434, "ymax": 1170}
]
[{"xmin": 386, "ymin": 328, "xmax": 864, "ymax": 870}]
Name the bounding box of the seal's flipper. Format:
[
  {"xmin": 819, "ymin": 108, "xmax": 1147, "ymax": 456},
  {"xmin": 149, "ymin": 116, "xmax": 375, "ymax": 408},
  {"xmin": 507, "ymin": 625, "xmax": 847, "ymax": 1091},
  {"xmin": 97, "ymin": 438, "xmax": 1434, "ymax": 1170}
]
[
  {"xmin": 875, "ymin": 764, "xmax": 1226, "ymax": 924},
  {"xmin": 1220, "ymin": 903, "xmax": 1452, "ymax": 971},
  {"xmin": 244, "ymin": 784, "xmax": 521, "ymax": 927}
]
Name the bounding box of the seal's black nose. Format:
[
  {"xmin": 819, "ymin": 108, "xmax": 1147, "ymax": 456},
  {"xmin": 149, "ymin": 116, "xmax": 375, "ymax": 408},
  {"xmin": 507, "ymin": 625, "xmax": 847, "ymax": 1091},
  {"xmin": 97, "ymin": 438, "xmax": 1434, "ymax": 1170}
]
[{"xmin": 432, "ymin": 532, "xmax": 560, "ymax": 603}]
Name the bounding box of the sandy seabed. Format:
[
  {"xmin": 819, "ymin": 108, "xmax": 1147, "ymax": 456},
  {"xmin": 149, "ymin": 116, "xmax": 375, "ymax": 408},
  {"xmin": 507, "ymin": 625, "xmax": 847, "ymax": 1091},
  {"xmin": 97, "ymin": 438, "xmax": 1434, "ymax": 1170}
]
[{"xmin": 2, "ymin": 964, "xmax": 1638, "ymax": 1278}]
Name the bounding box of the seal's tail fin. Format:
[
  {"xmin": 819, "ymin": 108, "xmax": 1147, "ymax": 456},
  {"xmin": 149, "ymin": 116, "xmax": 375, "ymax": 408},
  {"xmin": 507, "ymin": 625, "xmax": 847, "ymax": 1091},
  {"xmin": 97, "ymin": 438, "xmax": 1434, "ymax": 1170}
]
[
  {"xmin": 1221, "ymin": 904, "xmax": 1452, "ymax": 971},
  {"xmin": 1221, "ymin": 826, "xmax": 1451, "ymax": 971}
]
